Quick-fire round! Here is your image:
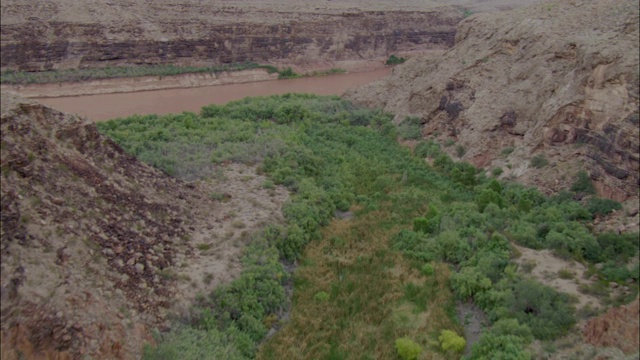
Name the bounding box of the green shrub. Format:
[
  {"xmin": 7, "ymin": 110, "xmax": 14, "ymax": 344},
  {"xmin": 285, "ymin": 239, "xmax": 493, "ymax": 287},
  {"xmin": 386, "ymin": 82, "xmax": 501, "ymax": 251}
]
[
  {"xmin": 593, "ymin": 232, "xmax": 640, "ymax": 263},
  {"xmin": 395, "ymin": 337, "xmax": 422, "ymax": 360},
  {"xmin": 391, "ymin": 229, "xmax": 424, "ymax": 252},
  {"xmin": 275, "ymin": 103, "xmax": 310, "ymax": 124},
  {"xmin": 489, "ymin": 318, "xmax": 533, "ymax": 342},
  {"xmin": 451, "ymin": 267, "xmax": 492, "ymax": 299},
  {"xmin": 530, "ymin": 155, "xmax": 548, "ymax": 168},
  {"xmin": 421, "ymin": 263, "xmax": 435, "ymax": 276},
  {"xmin": 436, "ymin": 230, "xmax": 473, "ymax": 264},
  {"xmin": 278, "ymin": 67, "xmax": 300, "ymax": 79},
  {"xmin": 439, "ymin": 330, "xmax": 466, "ymax": 353},
  {"xmin": 386, "ymin": 55, "xmax": 407, "ymax": 65},
  {"xmin": 413, "ymin": 216, "xmax": 440, "ymax": 235},
  {"xmin": 475, "ymin": 189, "xmax": 504, "ymax": 212},
  {"xmin": 414, "ymin": 140, "xmax": 442, "ymax": 158},
  {"xmin": 397, "ymin": 116, "xmax": 423, "ymax": 140},
  {"xmin": 601, "ymin": 261, "xmax": 633, "ymax": 283},
  {"xmin": 456, "ymin": 144, "xmax": 466, "ymax": 158},
  {"xmin": 570, "ymin": 171, "xmax": 595, "ymax": 194},
  {"xmin": 492, "ymin": 167, "xmax": 504, "ymax": 177},
  {"xmin": 486, "ymin": 179, "xmax": 503, "ymax": 194},
  {"xmin": 468, "ymin": 333, "xmax": 531, "ymax": 360},
  {"xmin": 262, "ymin": 180, "xmax": 275, "ymax": 189},
  {"xmin": 451, "ymin": 162, "xmax": 477, "ymax": 186},
  {"xmin": 503, "ymin": 279, "xmax": 576, "ymax": 340},
  {"xmin": 501, "ymin": 147, "xmax": 515, "ymax": 156},
  {"xmin": 587, "ymin": 198, "xmax": 622, "ymax": 217},
  {"xmin": 314, "ymin": 291, "xmax": 330, "ymax": 301},
  {"xmin": 274, "ymin": 224, "xmax": 306, "ymax": 261}
]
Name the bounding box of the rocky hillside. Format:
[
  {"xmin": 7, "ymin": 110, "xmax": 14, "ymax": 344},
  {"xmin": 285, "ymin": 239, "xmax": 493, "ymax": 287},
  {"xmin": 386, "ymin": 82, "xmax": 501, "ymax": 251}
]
[
  {"xmin": 347, "ymin": 0, "xmax": 639, "ymax": 204},
  {"xmin": 0, "ymin": 0, "xmax": 544, "ymax": 72},
  {"xmin": 0, "ymin": 93, "xmax": 288, "ymax": 359},
  {"xmin": 584, "ymin": 298, "xmax": 639, "ymax": 355}
]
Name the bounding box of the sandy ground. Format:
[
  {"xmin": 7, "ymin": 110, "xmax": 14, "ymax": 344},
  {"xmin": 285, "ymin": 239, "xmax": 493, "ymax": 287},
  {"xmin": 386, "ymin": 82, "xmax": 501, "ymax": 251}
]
[
  {"xmin": 172, "ymin": 163, "xmax": 289, "ymax": 314},
  {"xmin": 514, "ymin": 244, "xmax": 602, "ymax": 310}
]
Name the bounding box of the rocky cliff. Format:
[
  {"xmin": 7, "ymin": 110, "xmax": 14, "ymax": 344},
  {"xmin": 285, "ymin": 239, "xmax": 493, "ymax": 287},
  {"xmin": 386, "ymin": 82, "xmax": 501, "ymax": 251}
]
[
  {"xmin": 346, "ymin": 0, "xmax": 639, "ymax": 203},
  {"xmin": 0, "ymin": 93, "xmax": 289, "ymax": 359},
  {"xmin": 0, "ymin": 0, "xmax": 467, "ymax": 71}
]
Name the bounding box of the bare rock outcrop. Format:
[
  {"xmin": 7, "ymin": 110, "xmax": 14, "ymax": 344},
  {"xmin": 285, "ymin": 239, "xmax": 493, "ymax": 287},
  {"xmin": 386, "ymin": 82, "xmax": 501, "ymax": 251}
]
[
  {"xmin": 0, "ymin": 92, "xmax": 214, "ymax": 359},
  {"xmin": 583, "ymin": 298, "xmax": 640, "ymax": 355},
  {"xmin": 346, "ymin": 0, "xmax": 639, "ymax": 202}
]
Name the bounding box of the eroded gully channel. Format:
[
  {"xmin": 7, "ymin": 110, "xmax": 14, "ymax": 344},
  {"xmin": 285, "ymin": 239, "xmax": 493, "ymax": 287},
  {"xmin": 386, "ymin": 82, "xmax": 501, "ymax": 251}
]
[{"xmin": 34, "ymin": 68, "xmax": 390, "ymax": 121}]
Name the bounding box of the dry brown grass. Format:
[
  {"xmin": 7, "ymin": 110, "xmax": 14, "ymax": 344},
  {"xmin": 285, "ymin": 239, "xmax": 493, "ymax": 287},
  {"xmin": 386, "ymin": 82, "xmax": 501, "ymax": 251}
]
[{"xmin": 258, "ymin": 209, "xmax": 459, "ymax": 360}]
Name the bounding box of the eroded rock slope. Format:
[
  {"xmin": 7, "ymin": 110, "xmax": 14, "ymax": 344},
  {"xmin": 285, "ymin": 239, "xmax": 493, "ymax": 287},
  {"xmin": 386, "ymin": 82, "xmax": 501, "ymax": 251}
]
[
  {"xmin": 347, "ymin": 0, "xmax": 639, "ymax": 202},
  {"xmin": 0, "ymin": 93, "xmax": 288, "ymax": 359}
]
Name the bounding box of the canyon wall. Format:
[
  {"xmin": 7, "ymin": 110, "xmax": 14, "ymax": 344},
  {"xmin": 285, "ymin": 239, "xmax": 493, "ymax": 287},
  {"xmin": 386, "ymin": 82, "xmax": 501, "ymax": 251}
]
[
  {"xmin": 347, "ymin": 0, "xmax": 639, "ymax": 203},
  {"xmin": 0, "ymin": 0, "xmax": 466, "ymax": 71}
]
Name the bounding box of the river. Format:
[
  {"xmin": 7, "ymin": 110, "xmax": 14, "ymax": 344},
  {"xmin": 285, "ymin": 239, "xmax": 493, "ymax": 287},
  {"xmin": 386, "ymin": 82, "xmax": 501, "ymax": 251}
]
[{"xmin": 34, "ymin": 68, "xmax": 390, "ymax": 121}]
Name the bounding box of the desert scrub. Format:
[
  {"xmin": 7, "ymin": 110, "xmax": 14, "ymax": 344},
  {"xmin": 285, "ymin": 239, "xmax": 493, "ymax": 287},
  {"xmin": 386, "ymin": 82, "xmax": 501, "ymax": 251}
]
[
  {"xmin": 99, "ymin": 94, "xmax": 611, "ymax": 359},
  {"xmin": 397, "ymin": 116, "xmax": 423, "ymax": 140},
  {"xmin": 277, "ymin": 67, "xmax": 300, "ymax": 79},
  {"xmin": 501, "ymin": 146, "xmax": 515, "ymax": 156},
  {"xmin": 571, "ymin": 170, "xmax": 595, "ymax": 194},
  {"xmin": 386, "ymin": 54, "xmax": 407, "ymax": 65},
  {"xmin": 530, "ymin": 154, "xmax": 549, "ymax": 168}
]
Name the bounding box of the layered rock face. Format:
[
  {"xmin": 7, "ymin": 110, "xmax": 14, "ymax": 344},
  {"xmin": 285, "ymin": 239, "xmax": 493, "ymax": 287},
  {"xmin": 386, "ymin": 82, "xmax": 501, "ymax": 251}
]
[
  {"xmin": 0, "ymin": 0, "xmax": 466, "ymax": 71},
  {"xmin": 347, "ymin": 0, "xmax": 639, "ymax": 202},
  {"xmin": 0, "ymin": 93, "xmax": 214, "ymax": 359}
]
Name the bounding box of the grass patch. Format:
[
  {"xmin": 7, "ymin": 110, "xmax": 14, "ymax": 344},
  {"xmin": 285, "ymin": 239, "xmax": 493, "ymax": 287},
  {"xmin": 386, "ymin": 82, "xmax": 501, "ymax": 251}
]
[{"xmin": 307, "ymin": 68, "xmax": 347, "ymax": 77}]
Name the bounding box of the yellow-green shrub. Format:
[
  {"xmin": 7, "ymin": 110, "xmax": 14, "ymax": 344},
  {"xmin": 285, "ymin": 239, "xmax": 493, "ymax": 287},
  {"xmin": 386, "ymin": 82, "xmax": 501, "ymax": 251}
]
[
  {"xmin": 439, "ymin": 330, "xmax": 466, "ymax": 353},
  {"xmin": 395, "ymin": 337, "xmax": 422, "ymax": 360}
]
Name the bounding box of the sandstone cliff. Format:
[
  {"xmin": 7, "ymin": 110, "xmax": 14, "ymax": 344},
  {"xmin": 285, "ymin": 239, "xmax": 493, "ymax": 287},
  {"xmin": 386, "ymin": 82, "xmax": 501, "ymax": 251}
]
[{"xmin": 346, "ymin": 0, "xmax": 639, "ymax": 203}]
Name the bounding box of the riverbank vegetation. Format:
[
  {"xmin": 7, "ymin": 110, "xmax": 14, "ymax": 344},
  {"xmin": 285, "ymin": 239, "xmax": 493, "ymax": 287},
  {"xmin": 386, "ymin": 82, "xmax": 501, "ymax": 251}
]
[
  {"xmin": 97, "ymin": 94, "xmax": 638, "ymax": 359},
  {"xmin": 0, "ymin": 63, "xmax": 346, "ymax": 85}
]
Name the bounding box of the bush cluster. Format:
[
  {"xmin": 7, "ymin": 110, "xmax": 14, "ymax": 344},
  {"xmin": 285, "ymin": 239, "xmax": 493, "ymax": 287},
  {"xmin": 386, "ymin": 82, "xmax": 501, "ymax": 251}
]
[{"xmin": 386, "ymin": 54, "xmax": 407, "ymax": 65}]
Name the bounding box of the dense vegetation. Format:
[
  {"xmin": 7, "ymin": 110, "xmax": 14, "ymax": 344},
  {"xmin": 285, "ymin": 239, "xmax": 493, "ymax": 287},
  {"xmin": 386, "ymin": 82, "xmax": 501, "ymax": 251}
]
[
  {"xmin": 98, "ymin": 94, "xmax": 639, "ymax": 359},
  {"xmin": 386, "ymin": 55, "xmax": 407, "ymax": 65},
  {"xmin": 0, "ymin": 63, "xmax": 346, "ymax": 84}
]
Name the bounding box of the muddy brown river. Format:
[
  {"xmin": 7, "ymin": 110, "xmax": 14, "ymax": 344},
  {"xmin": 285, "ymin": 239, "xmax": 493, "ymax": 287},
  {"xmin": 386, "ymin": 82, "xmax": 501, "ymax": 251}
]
[{"xmin": 35, "ymin": 68, "xmax": 390, "ymax": 121}]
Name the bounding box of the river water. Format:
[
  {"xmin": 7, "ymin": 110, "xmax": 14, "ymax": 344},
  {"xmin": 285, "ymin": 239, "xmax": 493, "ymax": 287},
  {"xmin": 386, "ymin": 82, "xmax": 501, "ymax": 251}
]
[{"xmin": 35, "ymin": 68, "xmax": 390, "ymax": 121}]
